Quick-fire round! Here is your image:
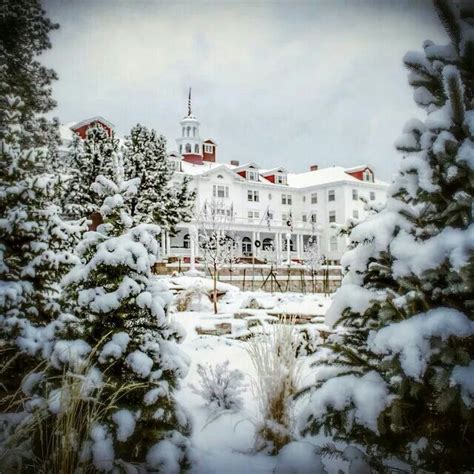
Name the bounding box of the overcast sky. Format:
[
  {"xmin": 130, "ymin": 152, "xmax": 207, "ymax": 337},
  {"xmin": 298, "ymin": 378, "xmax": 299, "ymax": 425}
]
[{"xmin": 42, "ymin": 0, "xmax": 447, "ymax": 181}]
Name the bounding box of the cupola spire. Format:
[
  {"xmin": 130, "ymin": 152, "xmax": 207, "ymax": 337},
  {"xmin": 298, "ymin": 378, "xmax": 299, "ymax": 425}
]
[{"xmin": 187, "ymin": 87, "xmax": 192, "ymax": 116}]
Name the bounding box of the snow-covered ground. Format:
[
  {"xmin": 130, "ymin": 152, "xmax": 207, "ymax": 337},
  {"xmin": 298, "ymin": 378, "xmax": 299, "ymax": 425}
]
[{"xmin": 168, "ymin": 276, "xmax": 350, "ymax": 473}]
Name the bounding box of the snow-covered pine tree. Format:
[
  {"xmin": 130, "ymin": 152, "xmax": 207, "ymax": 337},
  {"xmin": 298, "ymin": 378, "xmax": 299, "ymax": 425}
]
[
  {"xmin": 38, "ymin": 173, "xmax": 191, "ymax": 471},
  {"xmin": 123, "ymin": 124, "xmax": 195, "ymax": 233},
  {"xmin": 299, "ymin": 1, "xmax": 474, "ymax": 471},
  {"xmin": 64, "ymin": 124, "xmax": 120, "ymax": 220},
  {"xmin": 0, "ymin": 93, "xmax": 81, "ymax": 413},
  {"xmin": 0, "ymin": 0, "xmax": 81, "ymax": 413},
  {"xmin": 0, "ymin": 0, "xmax": 59, "ymax": 148}
]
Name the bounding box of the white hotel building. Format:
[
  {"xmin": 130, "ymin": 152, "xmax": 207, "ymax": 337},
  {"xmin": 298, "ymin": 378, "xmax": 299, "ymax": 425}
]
[
  {"xmin": 164, "ymin": 100, "xmax": 389, "ymax": 268},
  {"xmin": 60, "ymin": 100, "xmax": 389, "ymax": 268}
]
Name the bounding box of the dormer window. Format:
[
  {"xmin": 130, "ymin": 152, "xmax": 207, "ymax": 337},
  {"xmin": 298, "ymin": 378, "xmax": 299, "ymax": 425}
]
[
  {"xmin": 276, "ymin": 174, "xmax": 287, "ymax": 185},
  {"xmin": 363, "ymin": 169, "xmax": 373, "ymax": 182},
  {"xmin": 204, "ymin": 144, "xmax": 213, "ymax": 153},
  {"xmin": 247, "ymin": 170, "xmax": 259, "ymax": 181},
  {"xmin": 185, "ymin": 143, "xmax": 192, "ymax": 153}
]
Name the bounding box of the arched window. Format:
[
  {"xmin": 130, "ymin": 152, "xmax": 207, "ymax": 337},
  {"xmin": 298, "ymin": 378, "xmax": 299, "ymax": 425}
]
[
  {"xmin": 179, "ymin": 144, "xmax": 182, "ymax": 154},
  {"xmin": 262, "ymin": 238, "xmax": 273, "ymax": 250},
  {"xmin": 183, "ymin": 234, "xmax": 190, "ymax": 249},
  {"xmin": 185, "ymin": 143, "xmax": 192, "ymax": 153},
  {"xmin": 242, "ymin": 237, "xmax": 252, "ymax": 256},
  {"xmin": 186, "ymin": 126, "xmax": 191, "ymax": 137},
  {"xmin": 217, "ymin": 174, "xmax": 224, "ymax": 179},
  {"xmin": 182, "ymin": 127, "xmax": 185, "ymax": 136},
  {"xmin": 193, "ymin": 127, "xmax": 196, "ymax": 137},
  {"xmin": 194, "ymin": 144, "xmax": 199, "ymax": 153}
]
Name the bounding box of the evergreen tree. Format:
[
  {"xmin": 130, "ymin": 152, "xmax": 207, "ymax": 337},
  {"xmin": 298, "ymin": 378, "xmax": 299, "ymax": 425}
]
[
  {"xmin": 300, "ymin": 1, "xmax": 474, "ymax": 471},
  {"xmin": 0, "ymin": 0, "xmax": 59, "ymax": 147},
  {"xmin": 64, "ymin": 124, "xmax": 119, "ymax": 220},
  {"xmin": 0, "ymin": 95, "xmax": 81, "ymax": 412},
  {"xmin": 0, "ymin": 0, "xmax": 80, "ymax": 413},
  {"xmin": 123, "ymin": 124, "xmax": 195, "ymax": 233},
  {"xmin": 37, "ymin": 174, "xmax": 191, "ymax": 471}
]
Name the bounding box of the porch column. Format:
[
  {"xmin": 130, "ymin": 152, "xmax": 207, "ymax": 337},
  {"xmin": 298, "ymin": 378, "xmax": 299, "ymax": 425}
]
[
  {"xmin": 286, "ymin": 232, "xmax": 291, "ymax": 265},
  {"xmin": 189, "ymin": 226, "xmax": 197, "ymax": 272},
  {"xmin": 166, "ymin": 231, "xmax": 171, "ymax": 257},
  {"xmin": 252, "ymin": 231, "xmax": 256, "ymax": 259},
  {"xmin": 296, "ymin": 234, "xmax": 302, "ymax": 259},
  {"xmin": 276, "ymin": 232, "xmax": 282, "ymax": 265},
  {"xmin": 255, "ymin": 232, "xmax": 260, "ymax": 258},
  {"xmin": 161, "ymin": 230, "xmax": 166, "ymax": 260}
]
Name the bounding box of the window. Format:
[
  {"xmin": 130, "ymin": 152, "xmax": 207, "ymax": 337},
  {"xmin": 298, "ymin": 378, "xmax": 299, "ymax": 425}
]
[
  {"xmin": 213, "ymin": 185, "xmax": 229, "ymax": 198},
  {"xmin": 283, "ymin": 238, "xmax": 294, "ymax": 251},
  {"xmin": 168, "ymin": 160, "xmax": 180, "ymax": 171},
  {"xmin": 363, "ymin": 169, "xmax": 373, "ymax": 182},
  {"xmin": 247, "ymin": 190, "xmax": 259, "ymax": 202},
  {"xmin": 302, "ymin": 196, "xmax": 306, "ymax": 202},
  {"xmin": 179, "ymin": 144, "xmax": 182, "ymax": 154},
  {"xmin": 186, "ymin": 126, "xmax": 191, "ymax": 137},
  {"xmin": 329, "ymin": 210, "xmax": 336, "ymax": 223},
  {"xmin": 310, "ymin": 213, "xmax": 317, "ymax": 223},
  {"xmin": 193, "ymin": 127, "xmax": 196, "ymax": 137},
  {"xmin": 247, "ymin": 170, "xmax": 259, "ymax": 181},
  {"xmin": 242, "ymin": 237, "xmax": 252, "ymax": 256},
  {"xmin": 352, "ymin": 189, "xmax": 358, "ymax": 201},
  {"xmin": 302, "ymin": 214, "xmax": 307, "ymax": 222},
  {"xmin": 330, "ymin": 236, "xmax": 338, "ymax": 252},
  {"xmin": 311, "ymin": 193, "xmax": 318, "ymax": 204},
  {"xmin": 281, "ymin": 194, "xmax": 292, "ymax": 205},
  {"xmin": 194, "ymin": 144, "xmax": 199, "ymax": 153},
  {"xmin": 183, "ymin": 234, "xmax": 190, "ymax": 249},
  {"xmin": 353, "ymin": 210, "xmax": 359, "ymax": 219},
  {"xmin": 328, "ymin": 190, "xmax": 335, "ymax": 201},
  {"xmin": 185, "ymin": 143, "xmax": 191, "ymax": 153},
  {"xmin": 248, "ymin": 211, "xmax": 260, "ymax": 222},
  {"xmin": 267, "ymin": 211, "xmax": 274, "ymax": 220},
  {"xmin": 182, "ymin": 127, "xmax": 185, "ymax": 136},
  {"xmin": 268, "ymin": 193, "xmax": 272, "ymax": 200},
  {"xmin": 276, "ymin": 174, "xmax": 287, "ymax": 185},
  {"xmin": 282, "ymin": 213, "xmax": 288, "ymax": 224},
  {"xmin": 262, "ymin": 238, "xmax": 274, "ymax": 250},
  {"xmin": 204, "ymin": 144, "xmax": 212, "ymax": 153},
  {"xmin": 217, "ymin": 174, "xmax": 224, "ymax": 179},
  {"xmin": 370, "ymin": 191, "xmax": 376, "ymax": 201}
]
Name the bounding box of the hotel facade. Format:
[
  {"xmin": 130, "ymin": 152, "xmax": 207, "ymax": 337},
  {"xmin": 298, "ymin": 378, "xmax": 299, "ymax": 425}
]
[{"xmin": 60, "ymin": 99, "xmax": 389, "ymax": 270}]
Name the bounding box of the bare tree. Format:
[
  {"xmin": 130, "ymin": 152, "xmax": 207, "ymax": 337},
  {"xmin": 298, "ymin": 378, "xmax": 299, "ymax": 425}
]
[
  {"xmin": 196, "ymin": 199, "xmax": 239, "ymax": 314},
  {"xmin": 303, "ymin": 236, "xmax": 321, "ymax": 293}
]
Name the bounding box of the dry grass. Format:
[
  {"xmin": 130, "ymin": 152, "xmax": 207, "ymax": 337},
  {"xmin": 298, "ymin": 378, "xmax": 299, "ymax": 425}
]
[
  {"xmin": 245, "ymin": 316, "xmax": 302, "ymax": 454},
  {"xmin": 0, "ymin": 343, "xmax": 147, "ymax": 473}
]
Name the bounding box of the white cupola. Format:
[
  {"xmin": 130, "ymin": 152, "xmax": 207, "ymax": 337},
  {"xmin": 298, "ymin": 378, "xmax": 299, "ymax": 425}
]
[{"xmin": 176, "ymin": 88, "xmax": 204, "ymax": 164}]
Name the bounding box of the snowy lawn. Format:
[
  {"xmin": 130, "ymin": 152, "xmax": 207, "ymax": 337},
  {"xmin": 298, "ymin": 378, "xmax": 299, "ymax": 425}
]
[{"xmin": 168, "ymin": 277, "xmax": 351, "ymax": 473}]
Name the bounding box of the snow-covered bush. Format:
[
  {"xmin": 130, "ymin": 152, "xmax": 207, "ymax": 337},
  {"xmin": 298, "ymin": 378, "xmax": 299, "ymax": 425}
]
[
  {"xmin": 299, "ymin": 2, "xmax": 474, "ymax": 471},
  {"xmin": 246, "ymin": 319, "xmax": 301, "ymax": 453},
  {"xmin": 190, "ymin": 360, "xmax": 245, "ymax": 411},
  {"xmin": 31, "ymin": 174, "xmax": 192, "ymax": 471}
]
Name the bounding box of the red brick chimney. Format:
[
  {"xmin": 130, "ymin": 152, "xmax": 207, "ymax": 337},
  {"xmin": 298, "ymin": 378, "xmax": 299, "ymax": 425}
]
[{"xmin": 230, "ymin": 160, "xmax": 240, "ymax": 166}]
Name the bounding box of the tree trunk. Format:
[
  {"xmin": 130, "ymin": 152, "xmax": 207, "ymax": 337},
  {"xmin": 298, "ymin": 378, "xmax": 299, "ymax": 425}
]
[{"xmin": 213, "ymin": 266, "xmax": 218, "ymax": 314}]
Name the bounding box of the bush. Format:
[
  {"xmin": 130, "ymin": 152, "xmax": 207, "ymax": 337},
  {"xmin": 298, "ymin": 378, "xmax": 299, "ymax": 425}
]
[
  {"xmin": 246, "ymin": 318, "xmax": 301, "ymax": 454},
  {"xmin": 190, "ymin": 360, "xmax": 245, "ymax": 411}
]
